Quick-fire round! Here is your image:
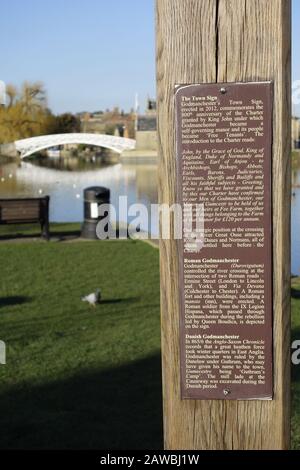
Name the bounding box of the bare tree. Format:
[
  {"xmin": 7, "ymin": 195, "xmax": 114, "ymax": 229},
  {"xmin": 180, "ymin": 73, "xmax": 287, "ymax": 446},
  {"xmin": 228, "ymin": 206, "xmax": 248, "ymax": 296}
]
[
  {"xmin": 5, "ymin": 84, "xmax": 17, "ymax": 107},
  {"xmin": 20, "ymin": 81, "xmax": 47, "ymax": 114}
]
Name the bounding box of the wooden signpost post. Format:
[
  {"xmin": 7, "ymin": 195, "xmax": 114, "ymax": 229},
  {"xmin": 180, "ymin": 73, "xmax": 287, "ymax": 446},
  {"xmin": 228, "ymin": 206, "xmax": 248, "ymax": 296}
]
[{"xmin": 156, "ymin": 0, "xmax": 291, "ymax": 450}]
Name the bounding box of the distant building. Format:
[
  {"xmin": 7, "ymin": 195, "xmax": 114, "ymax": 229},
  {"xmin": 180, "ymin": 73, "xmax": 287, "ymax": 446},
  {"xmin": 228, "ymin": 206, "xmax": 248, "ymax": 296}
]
[
  {"xmin": 79, "ymin": 108, "xmax": 135, "ymax": 138},
  {"xmin": 78, "ymin": 98, "xmax": 158, "ymax": 160},
  {"xmin": 292, "ymin": 116, "xmax": 300, "ymax": 150},
  {"xmin": 135, "ymin": 98, "xmax": 157, "ymax": 152}
]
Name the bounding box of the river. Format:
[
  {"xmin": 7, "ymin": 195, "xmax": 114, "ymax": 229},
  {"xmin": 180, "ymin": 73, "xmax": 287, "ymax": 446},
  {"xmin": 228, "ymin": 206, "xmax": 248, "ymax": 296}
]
[{"xmin": 0, "ymin": 156, "xmax": 159, "ymax": 237}]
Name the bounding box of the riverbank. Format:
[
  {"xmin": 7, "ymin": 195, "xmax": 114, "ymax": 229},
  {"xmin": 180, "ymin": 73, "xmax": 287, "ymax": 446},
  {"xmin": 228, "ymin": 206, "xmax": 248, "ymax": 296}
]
[
  {"xmin": 0, "ymin": 222, "xmax": 81, "ymax": 241},
  {"xmin": 0, "ymin": 222, "xmax": 159, "ymax": 248}
]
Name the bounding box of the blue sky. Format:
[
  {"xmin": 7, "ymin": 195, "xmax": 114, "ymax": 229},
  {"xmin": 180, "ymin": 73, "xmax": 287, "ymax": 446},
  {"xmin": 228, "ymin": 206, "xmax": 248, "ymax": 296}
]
[
  {"xmin": 0, "ymin": 0, "xmax": 299, "ymax": 115},
  {"xmin": 0, "ymin": 0, "xmax": 156, "ymax": 114}
]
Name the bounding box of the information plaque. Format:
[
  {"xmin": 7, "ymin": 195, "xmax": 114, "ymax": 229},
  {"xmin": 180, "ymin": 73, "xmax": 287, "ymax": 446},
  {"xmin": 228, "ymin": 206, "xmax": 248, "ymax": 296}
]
[{"xmin": 176, "ymin": 82, "xmax": 273, "ymax": 400}]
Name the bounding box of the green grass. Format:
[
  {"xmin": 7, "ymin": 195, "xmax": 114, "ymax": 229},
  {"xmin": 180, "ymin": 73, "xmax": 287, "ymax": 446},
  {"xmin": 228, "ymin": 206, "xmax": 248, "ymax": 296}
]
[
  {"xmin": 1, "ymin": 227, "xmax": 300, "ymax": 449},
  {"xmin": 0, "ymin": 239, "xmax": 162, "ymax": 449},
  {"xmin": 292, "ymin": 277, "xmax": 300, "ymax": 449}
]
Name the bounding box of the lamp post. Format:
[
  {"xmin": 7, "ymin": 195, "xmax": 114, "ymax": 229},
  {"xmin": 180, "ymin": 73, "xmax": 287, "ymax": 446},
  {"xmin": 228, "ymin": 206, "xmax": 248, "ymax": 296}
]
[{"xmin": 0, "ymin": 80, "xmax": 6, "ymax": 107}]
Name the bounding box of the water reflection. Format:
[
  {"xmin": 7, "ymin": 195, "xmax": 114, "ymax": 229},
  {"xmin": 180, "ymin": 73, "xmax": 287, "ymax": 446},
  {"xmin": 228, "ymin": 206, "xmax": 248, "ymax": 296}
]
[
  {"xmin": 26, "ymin": 154, "xmax": 112, "ymax": 172},
  {"xmin": 0, "ymin": 156, "xmax": 158, "ymax": 235}
]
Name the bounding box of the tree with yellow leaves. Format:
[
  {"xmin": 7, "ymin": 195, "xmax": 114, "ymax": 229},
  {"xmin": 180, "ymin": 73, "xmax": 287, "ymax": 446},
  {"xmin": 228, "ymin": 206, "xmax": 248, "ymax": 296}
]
[{"xmin": 0, "ymin": 81, "xmax": 52, "ymax": 144}]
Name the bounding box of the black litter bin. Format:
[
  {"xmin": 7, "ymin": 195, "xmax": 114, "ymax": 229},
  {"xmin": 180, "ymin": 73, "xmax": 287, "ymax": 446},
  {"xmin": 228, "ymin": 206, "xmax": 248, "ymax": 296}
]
[{"xmin": 81, "ymin": 186, "xmax": 110, "ymax": 239}]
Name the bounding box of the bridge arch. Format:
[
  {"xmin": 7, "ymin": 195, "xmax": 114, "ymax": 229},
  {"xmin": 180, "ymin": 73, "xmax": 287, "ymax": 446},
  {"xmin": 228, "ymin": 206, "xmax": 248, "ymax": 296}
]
[{"xmin": 15, "ymin": 133, "xmax": 136, "ymax": 159}]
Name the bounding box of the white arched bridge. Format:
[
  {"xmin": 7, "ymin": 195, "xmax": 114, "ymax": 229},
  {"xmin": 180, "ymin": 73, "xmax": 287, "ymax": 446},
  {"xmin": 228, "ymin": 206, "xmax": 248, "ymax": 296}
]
[{"xmin": 2, "ymin": 133, "xmax": 136, "ymax": 159}]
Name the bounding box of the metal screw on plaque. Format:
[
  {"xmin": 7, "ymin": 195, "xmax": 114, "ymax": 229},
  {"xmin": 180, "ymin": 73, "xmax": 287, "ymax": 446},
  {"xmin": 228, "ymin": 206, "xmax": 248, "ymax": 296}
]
[
  {"xmin": 223, "ymin": 389, "xmax": 231, "ymax": 396},
  {"xmin": 220, "ymin": 87, "xmax": 227, "ymax": 94}
]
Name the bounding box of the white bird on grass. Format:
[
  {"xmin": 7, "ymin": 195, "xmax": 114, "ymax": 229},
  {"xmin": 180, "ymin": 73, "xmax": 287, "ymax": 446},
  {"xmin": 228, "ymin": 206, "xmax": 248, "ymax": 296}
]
[{"xmin": 81, "ymin": 288, "xmax": 101, "ymax": 307}]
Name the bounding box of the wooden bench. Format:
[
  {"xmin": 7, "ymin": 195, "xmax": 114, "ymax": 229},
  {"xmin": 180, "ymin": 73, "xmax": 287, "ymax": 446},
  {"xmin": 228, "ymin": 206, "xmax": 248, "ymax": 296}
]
[{"xmin": 0, "ymin": 196, "xmax": 50, "ymax": 239}]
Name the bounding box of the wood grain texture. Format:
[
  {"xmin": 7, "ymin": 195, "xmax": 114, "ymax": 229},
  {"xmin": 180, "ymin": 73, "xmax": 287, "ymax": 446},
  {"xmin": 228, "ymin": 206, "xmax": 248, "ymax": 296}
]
[{"xmin": 156, "ymin": 0, "xmax": 291, "ymax": 450}]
